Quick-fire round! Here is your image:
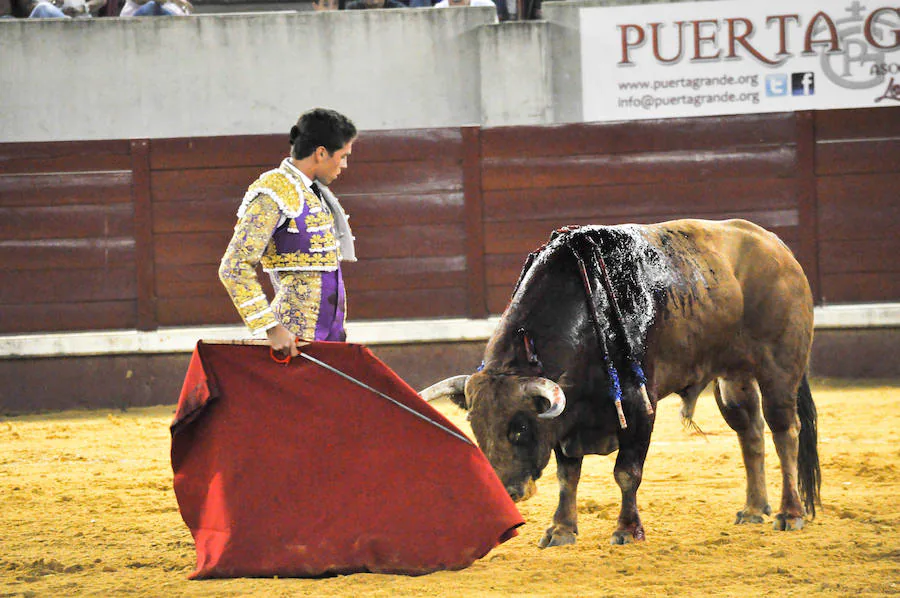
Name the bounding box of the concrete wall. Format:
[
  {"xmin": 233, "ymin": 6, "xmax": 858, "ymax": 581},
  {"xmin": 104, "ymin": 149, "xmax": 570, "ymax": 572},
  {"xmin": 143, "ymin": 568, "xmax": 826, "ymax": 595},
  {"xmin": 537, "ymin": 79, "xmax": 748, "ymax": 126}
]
[
  {"xmin": 478, "ymin": 21, "xmax": 553, "ymax": 126},
  {"xmin": 0, "ymin": 2, "xmax": 609, "ymax": 142},
  {"xmin": 2, "ymin": 7, "xmax": 548, "ymax": 142}
]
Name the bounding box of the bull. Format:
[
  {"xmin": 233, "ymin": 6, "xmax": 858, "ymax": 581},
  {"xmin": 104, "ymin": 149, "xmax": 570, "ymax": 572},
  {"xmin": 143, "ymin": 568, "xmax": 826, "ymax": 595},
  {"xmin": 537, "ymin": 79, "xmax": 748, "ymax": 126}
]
[{"xmin": 421, "ymin": 219, "xmax": 820, "ymax": 546}]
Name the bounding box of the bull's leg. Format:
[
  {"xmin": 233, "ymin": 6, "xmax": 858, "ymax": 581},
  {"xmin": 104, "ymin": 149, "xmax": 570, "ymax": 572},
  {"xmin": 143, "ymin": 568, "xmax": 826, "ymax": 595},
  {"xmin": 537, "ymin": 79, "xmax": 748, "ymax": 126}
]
[
  {"xmin": 757, "ymin": 368, "xmax": 805, "ymax": 531},
  {"xmin": 611, "ymin": 433, "xmax": 651, "ymax": 545},
  {"xmin": 714, "ymin": 376, "xmax": 771, "ymax": 524},
  {"xmin": 539, "ymin": 449, "xmax": 582, "ymax": 548}
]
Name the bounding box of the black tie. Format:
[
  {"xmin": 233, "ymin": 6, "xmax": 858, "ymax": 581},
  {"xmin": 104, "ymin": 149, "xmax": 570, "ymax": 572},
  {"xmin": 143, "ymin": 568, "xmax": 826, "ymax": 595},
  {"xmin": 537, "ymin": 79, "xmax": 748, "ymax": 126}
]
[{"xmin": 311, "ymin": 182, "xmax": 331, "ymax": 216}]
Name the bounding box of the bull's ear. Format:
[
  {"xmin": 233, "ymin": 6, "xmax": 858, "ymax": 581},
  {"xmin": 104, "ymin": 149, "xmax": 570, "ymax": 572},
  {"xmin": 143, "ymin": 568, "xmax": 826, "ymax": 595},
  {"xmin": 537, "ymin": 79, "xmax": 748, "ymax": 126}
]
[{"xmin": 419, "ymin": 375, "xmax": 469, "ymax": 410}]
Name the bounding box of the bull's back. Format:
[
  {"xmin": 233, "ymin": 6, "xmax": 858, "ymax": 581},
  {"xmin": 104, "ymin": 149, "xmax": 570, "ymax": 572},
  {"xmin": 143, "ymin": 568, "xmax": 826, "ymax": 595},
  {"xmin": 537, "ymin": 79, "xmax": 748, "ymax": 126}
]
[{"xmin": 644, "ymin": 219, "xmax": 813, "ymax": 389}]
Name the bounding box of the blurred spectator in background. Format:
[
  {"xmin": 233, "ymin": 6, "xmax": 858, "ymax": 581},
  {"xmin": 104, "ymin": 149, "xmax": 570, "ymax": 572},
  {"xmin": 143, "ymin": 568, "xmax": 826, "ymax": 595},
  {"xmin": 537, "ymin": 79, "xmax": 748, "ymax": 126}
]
[
  {"xmin": 346, "ymin": 0, "xmax": 405, "ymax": 8},
  {"xmin": 119, "ymin": 0, "xmax": 191, "ymax": 15},
  {"xmin": 13, "ymin": 0, "xmax": 105, "ymax": 17},
  {"xmin": 432, "ymin": 0, "xmax": 505, "ymax": 21},
  {"xmin": 520, "ymin": 0, "xmax": 538, "ymax": 19},
  {"xmin": 312, "ymin": 0, "xmax": 341, "ymax": 9}
]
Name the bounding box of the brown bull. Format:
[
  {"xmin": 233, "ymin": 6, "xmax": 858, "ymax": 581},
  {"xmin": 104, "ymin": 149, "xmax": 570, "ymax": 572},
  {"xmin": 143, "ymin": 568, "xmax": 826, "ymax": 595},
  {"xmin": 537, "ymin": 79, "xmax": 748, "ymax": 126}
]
[{"xmin": 421, "ymin": 219, "xmax": 820, "ymax": 547}]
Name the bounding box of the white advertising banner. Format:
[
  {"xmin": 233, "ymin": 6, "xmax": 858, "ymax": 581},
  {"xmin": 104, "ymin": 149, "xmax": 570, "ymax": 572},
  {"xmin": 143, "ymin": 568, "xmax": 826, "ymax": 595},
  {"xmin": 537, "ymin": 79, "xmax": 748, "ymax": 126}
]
[{"xmin": 580, "ymin": 0, "xmax": 900, "ymax": 121}]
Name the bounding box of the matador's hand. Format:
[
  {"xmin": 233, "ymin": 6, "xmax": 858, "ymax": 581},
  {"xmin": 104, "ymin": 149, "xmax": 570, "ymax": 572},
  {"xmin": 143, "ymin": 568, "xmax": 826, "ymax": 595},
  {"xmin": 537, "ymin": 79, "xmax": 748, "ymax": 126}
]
[{"xmin": 266, "ymin": 324, "xmax": 299, "ymax": 357}]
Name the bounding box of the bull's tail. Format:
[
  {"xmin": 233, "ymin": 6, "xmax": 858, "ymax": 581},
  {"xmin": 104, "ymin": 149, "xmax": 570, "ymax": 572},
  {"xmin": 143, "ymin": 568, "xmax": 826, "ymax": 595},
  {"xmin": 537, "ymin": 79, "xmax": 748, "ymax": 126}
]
[{"xmin": 797, "ymin": 373, "xmax": 821, "ymax": 518}]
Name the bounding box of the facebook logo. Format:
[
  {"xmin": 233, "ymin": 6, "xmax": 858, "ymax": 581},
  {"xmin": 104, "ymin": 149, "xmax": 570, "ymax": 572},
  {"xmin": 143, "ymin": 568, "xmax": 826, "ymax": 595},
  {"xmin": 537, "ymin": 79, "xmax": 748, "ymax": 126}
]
[
  {"xmin": 792, "ymin": 72, "xmax": 815, "ymax": 96},
  {"xmin": 765, "ymin": 74, "xmax": 788, "ymax": 97}
]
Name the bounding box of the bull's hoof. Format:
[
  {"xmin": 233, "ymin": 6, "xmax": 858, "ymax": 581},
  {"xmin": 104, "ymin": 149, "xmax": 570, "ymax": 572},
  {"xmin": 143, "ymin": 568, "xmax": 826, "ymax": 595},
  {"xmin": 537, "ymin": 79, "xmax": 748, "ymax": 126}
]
[
  {"xmin": 538, "ymin": 527, "xmax": 577, "ymax": 549},
  {"xmin": 735, "ymin": 504, "xmax": 771, "ymax": 524},
  {"xmin": 735, "ymin": 512, "xmax": 765, "ymax": 524},
  {"xmin": 773, "ymin": 513, "xmax": 804, "ymax": 531},
  {"xmin": 610, "ymin": 527, "xmax": 644, "ymax": 545}
]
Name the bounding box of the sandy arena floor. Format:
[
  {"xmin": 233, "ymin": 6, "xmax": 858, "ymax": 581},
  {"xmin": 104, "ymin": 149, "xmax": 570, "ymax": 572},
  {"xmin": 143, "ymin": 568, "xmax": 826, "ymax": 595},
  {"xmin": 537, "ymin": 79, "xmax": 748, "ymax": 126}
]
[{"xmin": 1, "ymin": 378, "xmax": 898, "ymax": 597}]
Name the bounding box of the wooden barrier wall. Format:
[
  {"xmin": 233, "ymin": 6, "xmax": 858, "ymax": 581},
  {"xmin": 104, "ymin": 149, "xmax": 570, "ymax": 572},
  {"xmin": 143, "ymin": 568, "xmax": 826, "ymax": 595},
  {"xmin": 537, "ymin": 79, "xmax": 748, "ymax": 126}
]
[
  {"xmin": 814, "ymin": 110, "xmax": 900, "ymax": 303},
  {"xmin": 480, "ymin": 112, "xmax": 811, "ymax": 312},
  {"xmin": 0, "ymin": 141, "xmax": 137, "ymax": 333},
  {"xmin": 1, "ymin": 108, "xmax": 898, "ymax": 335}
]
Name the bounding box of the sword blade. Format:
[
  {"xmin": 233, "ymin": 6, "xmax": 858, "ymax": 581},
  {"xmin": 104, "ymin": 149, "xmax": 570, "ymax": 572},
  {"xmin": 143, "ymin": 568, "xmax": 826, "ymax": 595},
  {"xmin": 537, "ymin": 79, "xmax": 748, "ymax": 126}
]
[{"xmin": 297, "ymin": 351, "xmax": 475, "ymax": 447}]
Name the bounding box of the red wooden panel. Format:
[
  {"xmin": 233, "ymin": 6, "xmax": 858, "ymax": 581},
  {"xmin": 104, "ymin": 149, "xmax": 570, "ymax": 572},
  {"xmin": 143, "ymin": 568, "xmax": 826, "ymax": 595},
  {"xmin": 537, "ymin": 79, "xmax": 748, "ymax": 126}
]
[
  {"xmin": 349, "ymin": 128, "xmax": 464, "ymax": 163},
  {"xmin": 0, "ymin": 204, "xmax": 134, "ymax": 241},
  {"xmin": 819, "ymin": 239, "xmax": 900, "ymax": 274},
  {"xmin": 0, "ymin": 267, "xmax": 136, "ymax": 304},
  {"xmin": 152, "ymin": 190, "xmax": 465, "ymax": 235},
  {"xmin": 485, "ymin": 252, "xmax": 533, "ymax": 287},
  {"xmin": 155, "ymin": 263, "xmax": 222, "ymax": 299},
  {"xmin": 481, "ymin": 113, "xmax": 796, "ymax": 159},
  {"xmin": 154, "ymin": 231, "xmax": 231, "ymax": 266},
  {"xmin": 155, "ymin": 263, "xmax": 273, "ymax": 300},
  {"xmin": 343, "ymin": 256, "xmax": 467, "ymax": 292},
  {"xmin": 150, "ymin": 135, "xmax": 284, "ymax": 171},
  {"xmin": 132, "ymin": 139, "xmax": 156, "ymax": 331},
  {"xmin": 152, "ymin": 199, "xmax": 240, "ymax": 234},
  {"xmin": 820, "ymin": 273, "xmax": 900, "ymax": 304},
  {"xmin": 153, "ymin": 195, "xmax": 466, "ymax": 235},
  {"xmin": 817, "ymin": 173, "xmax": 900, "ymax": 240},
  {"xmin": 0, "ymin": 140, "xmax": 132, "ymax": 174},
  {"xmin": 487, "ymin": 285, "xmax": 514, "ymax": 315},
  {"xmin": 330, "ymin": 160, "xmax": 463, "ymax": 195},
  {"xmin": 481, "ymin": 147, "xmax": 797, "ymax": 191},
  {"xmin": 462, "ymin": 126, "xmax": 487, "ymax": 318},
  {"xmin": 795, "ymin": 110, "xmax": 820, "ymax": 304},
  {"xmin": 151, "ymin": 166, "xmax": 262, "ymax": 203},
  {"xmin": 148, "ymin": 128, "xmax": 464, "ymax": 171},
  {"xmin": 483, "ymin": 178, "xmax": 797, "ymax": 222},
  {"xmin": 354, "ymin": 224, "xmax": 466, "ymax": 259},
  {"xmin": 0, "ymin": 172, "xmax": 133, "ymax": 207},
  {"xmin": 0, "ymin": 238, "xmax": 135, "ymax": 271},
  {"xmin": 0, "ymin": 301, "xmax": 136, "ymax": 334},
  {"xmin": 815, "ymin": 139, "xmax": 900, "ymax": 176},
  {"xmin": 341, "ymin": 192, "xmax": 465, "ymax": 226},
  {"xmin": 778, "ymin": 232, "xmax": 801, "ymax": 258},
  {"xmin": 815, "ymin": 107, "xmax": 900, "ymax": 141},
  {"xmin": 155, "ymin": 296, "xmax": 238, "ymax": 327},
  {"xmin": 348, "ymin": 288, "xmax": 469, "ymax": 320}
]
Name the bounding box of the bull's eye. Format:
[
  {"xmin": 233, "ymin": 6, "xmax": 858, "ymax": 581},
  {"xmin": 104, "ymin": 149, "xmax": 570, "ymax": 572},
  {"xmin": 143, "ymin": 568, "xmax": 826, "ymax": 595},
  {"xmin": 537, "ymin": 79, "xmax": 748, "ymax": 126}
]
[{"xmin": 507, "ymin": 413, "xmax": 533, "ymax": 446}]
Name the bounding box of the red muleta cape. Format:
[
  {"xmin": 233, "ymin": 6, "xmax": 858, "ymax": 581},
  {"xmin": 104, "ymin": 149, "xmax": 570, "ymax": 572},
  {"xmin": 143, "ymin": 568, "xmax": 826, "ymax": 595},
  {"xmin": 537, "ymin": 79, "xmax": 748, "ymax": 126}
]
[{"xmin": 171, "ymin": 340, "xmax": 523, "ymax": 578}]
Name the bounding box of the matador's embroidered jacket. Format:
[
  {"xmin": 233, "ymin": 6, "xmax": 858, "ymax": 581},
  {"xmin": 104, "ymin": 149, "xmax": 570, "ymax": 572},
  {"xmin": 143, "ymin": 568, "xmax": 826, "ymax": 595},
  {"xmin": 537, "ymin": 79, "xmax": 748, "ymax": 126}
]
[{"xmin": 219, "ymin": 158, "xmax": 356, "ymax": 341}]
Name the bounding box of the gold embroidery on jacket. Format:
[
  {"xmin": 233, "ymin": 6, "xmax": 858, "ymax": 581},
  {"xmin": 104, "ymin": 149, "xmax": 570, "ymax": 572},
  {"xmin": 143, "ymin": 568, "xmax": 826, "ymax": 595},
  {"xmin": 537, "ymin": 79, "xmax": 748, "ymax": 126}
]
[
  {"xmin": 221, "ymin": 162, "xmax": 344, "ymax": 337},
  {"xmin": 308, "ymin": 231, "xmax": 337, "ymax": 252},
  {"xmin": 305, "ymin": 210, "xmax": 332, "ymax": 230},
  {"xmin": 240, "ymin": 172, "xmax": 304, "ymax": 218},
  {"xmin": 272, "ymin": 271, "xmax": 322, "ymax": 340},
  {"xmin": 219, "ymin": 194, "xmax": 281, "ymax": 333},
  {"xmin": 261, "ymin": 248, "xmax": 338, "ymax": 271}
]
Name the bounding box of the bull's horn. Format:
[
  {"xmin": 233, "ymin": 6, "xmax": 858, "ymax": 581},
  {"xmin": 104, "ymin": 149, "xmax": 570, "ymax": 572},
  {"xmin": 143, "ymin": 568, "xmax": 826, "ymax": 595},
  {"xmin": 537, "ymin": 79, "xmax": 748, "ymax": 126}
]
[
  {"xmin": 419, "ymin": 375, "xmax": 469, "ymax": 403},
  {"xmin": 522, "ymin": 377, "xmax": 567, "ymax": 419}
]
